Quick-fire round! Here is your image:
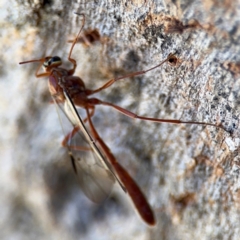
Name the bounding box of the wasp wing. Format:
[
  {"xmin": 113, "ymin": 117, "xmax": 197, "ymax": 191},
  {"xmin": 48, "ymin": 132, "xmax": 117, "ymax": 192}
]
[
  {"xmin": 69, "ymin": 148, "xmax": 115, "ymax": 203},
  {"xmin": 52, "ymin": 92, "xmax": 118, "ymax": 203}
]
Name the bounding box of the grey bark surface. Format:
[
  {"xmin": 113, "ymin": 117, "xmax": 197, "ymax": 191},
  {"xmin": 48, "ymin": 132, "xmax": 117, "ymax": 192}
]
[{"xmin": 1, "ymin": 0, "xmax": 240, "ymax": 239}]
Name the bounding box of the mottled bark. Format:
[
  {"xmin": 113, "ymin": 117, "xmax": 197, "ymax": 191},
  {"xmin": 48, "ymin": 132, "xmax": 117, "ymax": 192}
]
[{"xmin": 1, "ymin": 0, "xmax": 240, "ymax": 239}]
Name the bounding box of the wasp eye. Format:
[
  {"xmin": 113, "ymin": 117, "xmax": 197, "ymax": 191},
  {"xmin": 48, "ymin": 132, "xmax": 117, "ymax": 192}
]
[{"xmin": 43, "ymin": 56, "xmax": 62, "ymax": 67}]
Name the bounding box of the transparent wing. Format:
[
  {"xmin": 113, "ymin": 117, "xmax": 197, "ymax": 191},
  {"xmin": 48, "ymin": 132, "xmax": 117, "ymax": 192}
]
[
  {"xmin": 52, "ymin": 92, "xmax": 119, "ymax": 203},
  {"xmin": 60, "ymin": 91, "xmax": 155, "ymax": 225},
  {"xmin": 69, "ymin": 142, "xmax": 115, "ymax": 203}
]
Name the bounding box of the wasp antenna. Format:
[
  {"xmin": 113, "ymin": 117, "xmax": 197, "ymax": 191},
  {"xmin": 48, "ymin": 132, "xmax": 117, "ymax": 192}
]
[
  {"xmin": 68, "ymin": 13, "xmax": 86, "ymax": 60},
  {"xmin": 19, "ymin": 58, "xmax": 44, "ymax": 65}
]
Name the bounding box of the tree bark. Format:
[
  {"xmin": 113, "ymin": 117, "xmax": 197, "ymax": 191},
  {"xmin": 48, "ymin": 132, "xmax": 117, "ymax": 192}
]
[{"xmin": 1, "ymin": 0, "xmax": 240, "ymax": 239}]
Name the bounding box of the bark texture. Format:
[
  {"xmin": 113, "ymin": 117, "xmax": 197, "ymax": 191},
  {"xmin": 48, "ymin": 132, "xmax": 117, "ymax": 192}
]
[{"xmin": 1, "ymin": 0, "xmax": 240, "ymax": 239}]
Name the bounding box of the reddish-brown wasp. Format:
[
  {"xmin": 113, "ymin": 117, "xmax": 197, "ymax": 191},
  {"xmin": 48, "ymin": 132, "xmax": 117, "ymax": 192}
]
[{"xmin": 19, "ymin": 13, "xmax": 223, "ymax": 225}]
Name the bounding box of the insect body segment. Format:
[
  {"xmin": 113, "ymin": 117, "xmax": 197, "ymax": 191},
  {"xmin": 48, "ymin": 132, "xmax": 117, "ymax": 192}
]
[{"xmin": 43, "ymin": 56, "xmax": 62, "ymax": 68}]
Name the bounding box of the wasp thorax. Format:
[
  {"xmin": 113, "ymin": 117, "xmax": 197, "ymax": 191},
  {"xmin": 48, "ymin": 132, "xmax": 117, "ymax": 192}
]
[{"xmin": 43, "ymin": 56, "xmax": 62, "ymax": 68}]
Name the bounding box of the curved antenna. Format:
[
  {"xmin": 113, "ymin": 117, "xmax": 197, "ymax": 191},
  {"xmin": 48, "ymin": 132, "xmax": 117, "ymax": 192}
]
[
  {"xmin": 68, "ymin": 13, "xmax": 85, "ymax": 58},
  {"xmin": 67, "ymin": 13, "xmax": 85, "ymax": 75}
]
